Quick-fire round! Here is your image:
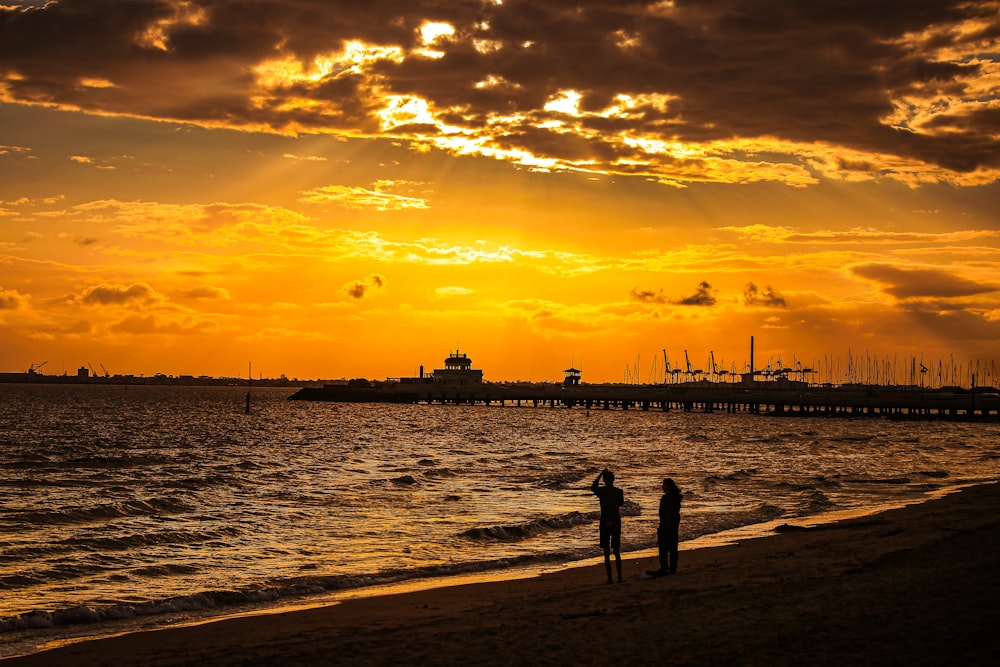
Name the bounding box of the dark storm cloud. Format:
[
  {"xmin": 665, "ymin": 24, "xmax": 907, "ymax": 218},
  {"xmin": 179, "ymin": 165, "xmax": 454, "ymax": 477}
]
[
  {"xmin": 852, "ymin": 264, "xmax": 1000, "ymax": 299},
  {"xmin": 744, "ymin": 282, "xmax": 786, "ymax": 307},
  {"xmin": 1, "ymin": 0, "xmax": 997, "ymax": 182},
  {"xmin": 677, "ymin": 281, "xmax": 716, "ymax": 306},
  {"xmin": 342, "ymin": 273, "xmax": 386, "ymax": 299},
  {"xmin": 630, "ymin": 287, "xmax": 667, "ymax": 304}
]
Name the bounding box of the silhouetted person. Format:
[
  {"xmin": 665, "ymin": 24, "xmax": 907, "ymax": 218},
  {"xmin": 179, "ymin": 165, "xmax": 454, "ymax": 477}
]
[
  {"xmin": 592, "ymin": 468, "xmax": 624, "ymax": 583},
  {"xmin": 648, "ymin": 478, "xmax": 682, "ymax": 577}
]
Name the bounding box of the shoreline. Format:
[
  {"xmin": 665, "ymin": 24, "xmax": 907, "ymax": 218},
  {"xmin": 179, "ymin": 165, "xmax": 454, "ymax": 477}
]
[
  {"xmin": 1, "ymin": 485, "xmax": 968, "ymax": 658},
  {"xmin": 5, "ymin": 481, "xmax": 997, "ymax": 665}
]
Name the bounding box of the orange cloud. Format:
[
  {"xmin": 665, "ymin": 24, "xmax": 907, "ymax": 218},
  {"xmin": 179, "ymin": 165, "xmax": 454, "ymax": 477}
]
[
  {"xmin": 1, "ymin": 0, "xmax": 996, "ymax": 186},
  {"xmin": 110, "ymin": 314, "xmax": 219, "ymax": 335},
  {"xmin": 851, "ymin": 264, "xmax": 1000, "ymax": 299},
  {"xmin": 74, "ymin": 282, "xmax": 165, "ymax": 307},
  {"xmin": 0, "ymin": 286, "xmax": 29, "ymax": 310},
  {"xmin": 178, "ymin": 285, "xmax": 231, "ymax": 300},
  {"xmin": 299, "ymin": 182, "xmax": 429, "ymax": 211}
]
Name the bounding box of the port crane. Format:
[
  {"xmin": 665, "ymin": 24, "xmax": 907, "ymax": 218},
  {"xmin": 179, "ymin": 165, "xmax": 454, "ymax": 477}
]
[
  {"xmin": 710, "ymin": 351, "xmax": 729, "ymax": 382},
  {"xmin": 663, "ymin": 349, "xmax": 683, "ymax": 383},
  {"xmin": 683, "ymin": 350, "xmax": 703, "ymax": 382},
  {"xmin": 28, "ymin": 361, "xmax": 48, "ymax": 374},
  {"xmin": 773, "ymin": 356, "xmax": 792, "ymax": 379},
  {"xmin": 793, "ymin": 358, "xmax": 814, "ymax": 382}
]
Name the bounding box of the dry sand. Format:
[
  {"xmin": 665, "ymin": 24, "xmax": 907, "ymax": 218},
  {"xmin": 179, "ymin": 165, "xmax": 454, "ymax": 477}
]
[{"xmin": 5, "ymin": 483, "xmax": 999, "ymax": 666}]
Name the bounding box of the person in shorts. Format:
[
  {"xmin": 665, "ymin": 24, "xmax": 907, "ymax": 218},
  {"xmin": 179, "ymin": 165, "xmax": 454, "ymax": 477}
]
[{"xmin": 591, "ymin": 468, "xmax": 625, "ymax": 583}]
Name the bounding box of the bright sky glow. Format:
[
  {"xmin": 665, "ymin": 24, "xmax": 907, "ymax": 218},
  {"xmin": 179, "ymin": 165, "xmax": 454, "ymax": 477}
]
[
  {"xmin": 543, "ymin": 90, "xmax": 582, "ymax": 116},
  {"xmin": 420, "ymin": 21, "xmax": 455, "ymax": 45},
  {"xmin": 0, "ymin": 0, "xmax": 998, "ymax": 383}
]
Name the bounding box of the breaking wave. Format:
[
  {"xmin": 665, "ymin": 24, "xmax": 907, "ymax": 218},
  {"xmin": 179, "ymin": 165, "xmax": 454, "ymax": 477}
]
[
  {"xmin": 0, "ymin": 552, "xmax": 585, "ymax": 634},
  {"xmin": 5, "ymin": 496, "xmax": 196, "ymax": 527},
  {"xmin": 460, "ymin": 501, "xmax": 643, "ymax": 542}
]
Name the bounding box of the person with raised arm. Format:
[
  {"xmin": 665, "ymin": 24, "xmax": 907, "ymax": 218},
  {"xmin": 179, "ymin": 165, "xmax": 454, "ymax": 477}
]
[{"xmin": 591, "ymin": 468, "xmax": 625, "ymax": 583}]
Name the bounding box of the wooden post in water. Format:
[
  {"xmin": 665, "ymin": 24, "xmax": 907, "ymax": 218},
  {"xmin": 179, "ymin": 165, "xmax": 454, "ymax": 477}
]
[{"xmin": 245, "ymin": 361, "xmax": 252, "ymax": 414}]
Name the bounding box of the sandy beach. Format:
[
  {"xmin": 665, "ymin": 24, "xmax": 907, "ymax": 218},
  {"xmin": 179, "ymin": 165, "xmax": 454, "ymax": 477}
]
[{"xmin": 6, "ymin": 483, "xmax": 998, "ymax": 666}]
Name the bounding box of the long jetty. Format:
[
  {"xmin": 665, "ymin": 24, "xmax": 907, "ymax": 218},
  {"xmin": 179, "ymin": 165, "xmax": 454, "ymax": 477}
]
[{"xmin": 289, "ymin": 380, "xmax": 1000, "ymax": 422}]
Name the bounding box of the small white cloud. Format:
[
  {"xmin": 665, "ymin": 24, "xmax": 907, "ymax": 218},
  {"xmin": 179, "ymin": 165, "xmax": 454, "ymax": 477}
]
[
  {"xmin": 434, "ymin": 286, "xmax": 473, "ymax": 299},
  {"xmin": 282, "ymin": 153, "xmax": 328, "ymax": 162}
]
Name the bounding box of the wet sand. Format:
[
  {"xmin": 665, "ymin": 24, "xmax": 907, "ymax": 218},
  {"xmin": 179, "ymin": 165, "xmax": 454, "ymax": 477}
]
[{"xmin": 6, "ymin": 483, "xmax": 999, "ymax": 666}]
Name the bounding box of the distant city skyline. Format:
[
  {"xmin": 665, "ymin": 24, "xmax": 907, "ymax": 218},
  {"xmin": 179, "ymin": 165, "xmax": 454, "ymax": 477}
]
[
  {"xmin": 2, "ymin": 1, "xmax": 998, "ymax": 383},
  {"xmin": 9, "ymin": 343, "xmax": 997, "ymax": 389}
]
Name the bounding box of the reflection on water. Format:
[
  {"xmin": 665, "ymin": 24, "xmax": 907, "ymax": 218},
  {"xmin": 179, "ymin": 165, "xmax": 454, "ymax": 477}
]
[{"xmin": 0, "ymin": 383, "xmax": 996, "ymax": 645}]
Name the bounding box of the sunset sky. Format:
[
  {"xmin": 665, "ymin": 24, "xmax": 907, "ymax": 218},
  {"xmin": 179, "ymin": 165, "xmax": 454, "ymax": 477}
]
[{"xmin": 2, "ymin": 0, "xmax": 999, "ymax": 384}]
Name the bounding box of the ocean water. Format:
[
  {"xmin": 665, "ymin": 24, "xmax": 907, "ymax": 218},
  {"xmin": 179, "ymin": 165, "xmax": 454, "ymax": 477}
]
[{"xmin": 1, "ymin": 383, "xmax": 997, "ymax": 655}]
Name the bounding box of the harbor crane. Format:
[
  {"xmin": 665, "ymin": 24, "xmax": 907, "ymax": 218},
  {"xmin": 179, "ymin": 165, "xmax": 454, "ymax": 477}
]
[
  {"xmin": 684, "ymin": 350, "xmax": 703, "ymax": 382},
  {"xmin": 100, "ymin": 363, "xmax": 110, "ymax": 378},
  {"xmin": 28, "ymin": 361, "xmax": 48, "ymax": 374},
  {"xmin": 664, "ymin": 349, "xmax": 683, "ymax": 383},
  {"xmin": 773, "ymin": 356, "xmax": 793, "ymax": 379},
  {"xmin": 662, "ymin": 349, "xmax": 672, "ymax": 384},
  {"xmin": 710, "ymin": 351, "xmax": 730, "ymax": 382}
]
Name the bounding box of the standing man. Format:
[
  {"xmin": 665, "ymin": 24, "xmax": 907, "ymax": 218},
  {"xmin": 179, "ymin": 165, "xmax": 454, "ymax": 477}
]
[
  {"xmin": 592, "ymin": 468, "xmax": 625, "ymax": 583},
  {"xmin": 648, "ymin": 478, "xmax": 682, "ymax": 577}
]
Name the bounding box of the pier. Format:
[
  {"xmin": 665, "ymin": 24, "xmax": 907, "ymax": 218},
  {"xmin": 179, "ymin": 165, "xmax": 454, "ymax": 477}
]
[
  {"xmin": 289, "ymin": 381, "xmax": 1000, "ymax": 422},
  {"xmin": 288, "ymin": 348, "xmax": 1000, "ymax": 421}
]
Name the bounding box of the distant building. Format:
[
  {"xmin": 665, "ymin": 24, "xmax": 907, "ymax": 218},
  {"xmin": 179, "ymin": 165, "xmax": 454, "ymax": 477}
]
[
  {"xmin": 431, "ymin": 351, "xmax": 483, "ymax": 386},
  {"xmin": 563, "ymin": 367, "xmax": 582, "ymax": 386},
  {"xmin": 77, "ymin": 366, "xmax": 90, "ymax": 378}
]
